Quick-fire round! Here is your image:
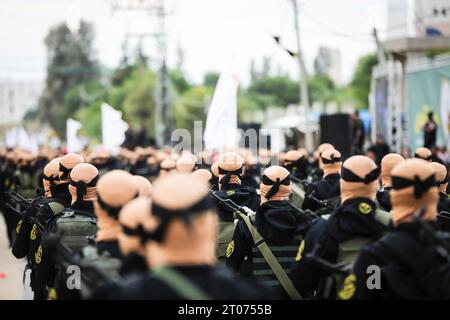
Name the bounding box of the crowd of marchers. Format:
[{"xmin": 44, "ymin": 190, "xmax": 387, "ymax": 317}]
[{"xmin": 1, "ymin": 143, "xmax": 450, "ymax": 300}]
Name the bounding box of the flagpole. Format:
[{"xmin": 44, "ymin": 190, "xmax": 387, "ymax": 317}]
[{"xmin": 291, "ymin": 0, "xmax": 313, "ymax": 151}]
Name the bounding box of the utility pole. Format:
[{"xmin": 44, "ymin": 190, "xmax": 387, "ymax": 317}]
[
  {"xmin": 110, "ymin": 0, "xmax": 172, "ymax": 147},
  {"xmin": 291, "ymin": 0, "xmax": 313, "ymax": 151}
]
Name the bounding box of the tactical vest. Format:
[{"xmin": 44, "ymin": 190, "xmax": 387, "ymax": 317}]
[
  {"xmin": 54, "ymin": 209, "xmax": 98, "ymax": 252},
  {"xmin": 318, "ymin": 236, "xmax": 372, "ymax": 300},
  {"xmin": 28, "ymin": 198, "xmax": 67, "ymax": 264},
  {"xmin": 239, "ymin": 213, "xmax": 302, "ymax": 300},
  {"xmin": 251, "ymin": 235, "xmax": 302, "ymax": 295},
  {"xmin": 217, "ymin": 221, "xmax": 236, "ymax": 261},
  {"xmin": 290, "ymin": 183, "xmax": 305, "ymax": 207}
]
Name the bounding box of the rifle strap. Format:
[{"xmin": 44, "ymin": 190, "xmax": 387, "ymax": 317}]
[
  {"xmin": 239, "ymin": 213, "xmax": 303, "ymax": 300},
  {"xmin": 151, "ymin": 267, "xmax": 211, "ymax": 300},
  {"xmin": 375, "ymin": 209, "xmax": 392, "ymax": 227},
  {"xmin": 48, "ymin": 202, "xmax": 65, "ymax": 215}
]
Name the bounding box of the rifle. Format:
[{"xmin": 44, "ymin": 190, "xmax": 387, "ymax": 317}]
[
  {"xmin": 290, "ymin": 176, "xmax": 312, "ymax": 190},
  {"xmin": 5, "ymin": 202, "xmax": 45, "ymax": 229},
  {"xmin": 307, "ymin": 191, "xmax": 338, "ymax": 215},
  {"xmin": 304, "ymin": 244, "xmax": 352, "ymax": 275},
  {"xmin": 6, "ymin": 189, "xmax": 33, "ymax": 207},
  {"xmin": 43, "ymin": 232, "xmax": 109, "ymax": 291},
  {"xmin": 283, "ymin": 200, "xmax": 318, "ymax": 222},
  {"xmin": 210, "ymin": 190, "xmax": 252, "ymax": 219}
]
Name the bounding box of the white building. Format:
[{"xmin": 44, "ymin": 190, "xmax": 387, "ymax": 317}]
[
  {"xmin": 0, "ymin": 80, "xmax": 43, "ymax": 125},
  {"xmin": 387, "ymin": 0, "xmax": 450, "ymax": 39},
  {"xmin": 313, "ymin": 46, "xmax": 343, "ymax": 86}
]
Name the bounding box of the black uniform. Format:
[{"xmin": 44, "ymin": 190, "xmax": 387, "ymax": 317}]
[
  {"xmin": 352, "ymin": 220, "xmax": 450, "ymax": 299},
  {"xmin": 11, "ymin": 187, "xmax": 70, "ymax": 300},
  {"xmin": 285, "ymin": 158, "xmax": 309, "ymax": 181},
  {"xmin": 290, "ymin": 198, "xmax": 388, "ymax": 299},
  {"xmin": 35, "ymin": 200, "xmax": 95, "ymax": 293},
  {"xmin": 214, "ymin": 183, "xmax": 259, "ymax": 222},
  {"xmin": 376, "ymin": 189, "xmax": 392, "ymax": 212},
  {"xmin": 91, "ymin": 265, "xmax": 276, "ymax": 300},
  {"xmin": 241, "ymin": 165, "xmax": 260, "ymax": 190},
  {"xmin": 226, "ymin": 200, "xmax": 310, "ymax": 297},
  {"xmin": 302, "ymin": 173, "xmax": 340, "ymax": 212},
  {"xmin": 437, "ymin": 192, "xmax": 450, "ymax": 213}
]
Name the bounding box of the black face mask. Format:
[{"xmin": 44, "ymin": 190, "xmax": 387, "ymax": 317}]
[{"xmin": 50, "ymin": 182, "xmax": 71, "ymax": 202}]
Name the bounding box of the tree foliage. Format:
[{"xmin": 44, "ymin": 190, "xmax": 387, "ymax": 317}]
[
  {"xmin": 38, "ymin": 21, "xmax": 99, "ymax": 136},
  {"xmin": 350, "ymin": 53, "xmax": 378, "ymax": 108}
]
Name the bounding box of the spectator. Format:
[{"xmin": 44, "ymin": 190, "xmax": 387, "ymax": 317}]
[
  {"xmin": 423, "ymin": 111, "xmax": 437, "ymax": 148},
  {"xmin": 367, "ymin": 135, "xmax": 390, "ymax": 166}
]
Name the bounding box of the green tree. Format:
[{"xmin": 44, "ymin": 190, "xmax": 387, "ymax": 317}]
[
  {"xmin": 38, "ymin": 21, "xmax": 99, "ymax": 136},
  {"xmin": 247, "ymin": 76, "xmax": 298, "ymax": 107},
  {"xmin": 350, "ymin": 53, "xmax": 378, "ymax": 108},
  {"xmin": 173, "ymin": 86, "xmax": 213, "ymax": 131},
  {"xmin": 203, "ymin": 72, "xmax": 220, "ymax": 88}
]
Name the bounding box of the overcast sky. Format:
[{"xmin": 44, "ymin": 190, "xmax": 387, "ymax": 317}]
[{"xmin": 0, "ymin": 0, "xmax": 388, "ymax": 85}]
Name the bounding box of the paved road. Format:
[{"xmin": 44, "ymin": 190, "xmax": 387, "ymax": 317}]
[{"xmin": 0, "ymin": 214, "xmax": 32, "ymax": 300}]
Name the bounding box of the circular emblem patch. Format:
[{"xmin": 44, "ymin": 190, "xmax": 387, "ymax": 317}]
[
  {"xmin": 16, "ymin": 219, "xmax": 23, "ymax": 235},
  {"xmin": 30, "ymin": 224, "xmax": 37, "ymax": 240},
  {"xmin": 358, "ymin": 202, "xmax": 372, "ymax": 215},
  {"xmin": 226, "ymin": 240, "xmax": 235, "ymax": 258},
  {"xmin": 35, "ymin": 245, "xmax": 43, "ymax": 264},
  {"xmin": 338, "ymin": 274, "xmax": 357, "ymax": 300},
  {"xmin": 295, "ymin": 240, "xmax": 305, "ymax": 261}
]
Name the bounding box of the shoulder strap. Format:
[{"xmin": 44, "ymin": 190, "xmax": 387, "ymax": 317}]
[
  {"xmin": 239, "ymin": 213, "xmax": 302, "ymax": 300},
  {"xmin": 379, "ymin": 232, "xmax": 428, "ymax": 275},
  {"xmin": 375, "ymin": 209, "xmax": 392, "ymax": 227},
  {"xmin": 151, "ymin": 267, "xmax": 211, "ymax": 300},
  {"xmin": 47, "ymin": 202, "xmax": 66, "ymax": 215}
]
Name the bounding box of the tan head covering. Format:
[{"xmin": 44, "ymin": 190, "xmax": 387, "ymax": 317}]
[
  {"xmin": 414, "ymin": 147, "xmax": 432, "ymax": 162},
  {"xmin": 59, "ymin": 153, "xmax": 84, "ymax": 181},
  {"xmin": 192, "ymin": 169, "xmax": 213, "ymax": 185},
  {"xmin": 340, "ymin": 155, "xmax": 379, "ymax": 203},
  {"xmin": 391, "ymin": 159, "xmax": 438, "ymax": 225},
  {"xmin": 133, "ymin": 175, "xmax": 152, "ymax": 197},
  {"xmin": 210, "ymin": 161, "xmax": 219, "ymax": 178},
  {"xmin": 146, "ymin": 173, "xmax": 217, "ymax": 267},
  {"xmin": 297, "ymin": 148, "xmax": 309, "ymax": 159},
  {"xmin": 95, "ymin": 170, "xmax": 139, "ymax": 242},
  {"xmin": 284, "ymin": 150, "xmax": 304, "ymax": 167},
  {"xmin": 69, "ymin": 163, "xmax": 99, "ymax": 205},
  {"xmin": 43, "ymin": 157, "xmax": 61, "ymax": 197},
  {"xmin": 321, "ymin": 149, "xmax": 342, "ymax": 177},
  {"xmin": 317, "ymin": 143, "xmax": 334, "ymax": 169},
  {"xmin": 159, "ymin": 158, "xmax": 176, "ymax": 177},
  {"xmin": 118, "ymin": 197, "xmax": 156, "ymax": 257},
  {"xmin": 217, "ymin": 152, "xmax": 244, "ymax": 189},
  {"xmin": 380, "ymin": 153, "xmax": 405, "ymax": 188},
  {"xmin": 429, "ymin": 162, "xmax": 448, "ymax": 193},
  {"xmin": 260, "ymin": 166, "xmax": 291, "ymax": 204},
  {"xmin": 176, "ymin": 155, "xmax": 196, "ymax": 173}
]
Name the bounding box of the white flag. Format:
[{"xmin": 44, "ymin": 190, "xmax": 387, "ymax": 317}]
[
  {"xmin": 5, "ymin": 127, "xmax": 17, "ymax": 148},
  {"xmin": 66, "ymin": 118, "xmax": 84, "ymax": 153},
  {"xmin": 101, "ymin": 103, "xmax": 128, "ymax": 154},
  {"xmin": 17, "ymin": 126, "xmax": 31, "ymax": 150},
  {"xmin": 440, "ymin": 79, "xmax": 450, "ymax": 146},
  {"xmin": 204, "ymin": 72, "xmax": 239, "ymax": 151}
]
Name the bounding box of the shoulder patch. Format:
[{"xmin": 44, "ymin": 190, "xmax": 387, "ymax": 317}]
[
  {"xmin": 48, "ymin": 288, "xmax": 57, "ymax": 300},
  {"xmin": 338, "ymin": 273, "xmax": 356, "ymax": 300},
  {"xmin": 295, "ymin": 240, "xmax": 305, "ymax": 261},
  {"xmin": 30, "ymin": 224, "xmax": 37, "ymax": 240},
  {"xmin": 358, "ymin": 202, "xmax": 372, "ymax": 215},
  {"xmin": 226, "ymin": 240, "xmax": 235, "ymax": 258},
  {"xmin": 16, "ymin": 219, "xmax": 23, "ymax": 234},
  {"xmin": 226, "ymin": 190, "xmax": 235, "ymax": 197},
  {"xmin": 35, "ymin": 245, "xmax": 43, "ymax": 264}
]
